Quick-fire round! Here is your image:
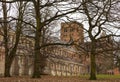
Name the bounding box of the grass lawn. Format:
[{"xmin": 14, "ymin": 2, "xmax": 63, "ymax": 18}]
[{"xmin": 80, "ymin": 74, "xmax": 120, "ymax": 79}]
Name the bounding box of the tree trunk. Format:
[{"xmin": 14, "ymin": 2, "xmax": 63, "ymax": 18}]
[
  {"xmin": 4, "ymin": 56, "xmax": 14, "ymax": 77},
  {"xmin": 32, "ymin": 0, "xmax": 42, "ymax": 78},
  {"xmin": 2, "ymin": 2, "xmax": 10, "ymax": 77},
  {"xmin": 32, "ymin": 40, "xmax": 41, "ymax": 78},
  {"xmin": 32, "ymin": 0, "xmax": 47, "ymax": 78},
  {"xmin": 3, "ymin": 1, "xmax": 23, "ymax": 77},
  {"xmin": 89, "ymin": 54, "xmax": 96, "ymax": 80},
  {"xmin": 89, "ymin": 41, "xmax": 97, "ymax": 80},
  {"xmin": 4, "ymin": 60, "xmax": 11, "ymax": 77},
  {"xmin": 4, "ymin": 49, "xmax": 18, "ymax": 77},
  {"xmin": 4, "ymin": 25, "xmax": 21, "ymax": 77}
]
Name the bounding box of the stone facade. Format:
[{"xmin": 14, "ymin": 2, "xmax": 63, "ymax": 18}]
[
  {"xmin": 46, "ymin": 58, "xmax": 82, "ymax": 76},
  {"xmin": 113, "ymin": 68, "xmax": 120, "ymax": 75},
  {"xmin": 61, "ymin": 21, "xmax": 84, "ymax": 44},
  {"xmin": 11, "ymin": 36, "xmax": 34, "ymax": 76},
  {"xmin": 0, "ymin": 31, "xmax": 34, "ymax": 76},
  {"xmin": 44, "ymin": 45, "xmax": 83, "ymax": 76},
  {"xmin": 0, "ymin": 31, "xmax": 5, "ymax": 76},
  {"xmin": 0, "ymin": 21, "xmax": 85, "ymax": 76},
  {"xmin": 0, "ymin": 46, "xmax": 5, "ymax": 76}
]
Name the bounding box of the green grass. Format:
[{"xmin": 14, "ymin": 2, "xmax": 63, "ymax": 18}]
[
  {"xmin": 79, "ymin": 74, "xmax": 120, "ymax": 79},
  {"xmin": 97, "ymin": 74, "xmax": 120, "ymax": 79}
]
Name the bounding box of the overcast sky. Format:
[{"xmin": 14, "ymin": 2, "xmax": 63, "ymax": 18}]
[{"xmin": 0, "ymin": 1, "xmax": 119, "ymax": 41}]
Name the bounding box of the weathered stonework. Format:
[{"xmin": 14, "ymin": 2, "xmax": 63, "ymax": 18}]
[{"xmin": 0, "ymin": 21, "xmax": 85, "ymax": 76}]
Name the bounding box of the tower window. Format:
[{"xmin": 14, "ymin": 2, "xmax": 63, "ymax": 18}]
[
  {"xmin": 70, "ymin": 28, "xmax": 75, "ymax": 32},
  {"xmin": 64, "ymin": 28, "xmax": 67, "ymax": 32}
]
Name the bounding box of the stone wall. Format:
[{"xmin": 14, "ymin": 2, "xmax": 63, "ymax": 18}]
[
  {"xmin": 45, "ymin": 58, "xmax": 83, "ymax": 76},
  {"xmin": 0, "ymin": 46, "xmax": 5, "ymax": 76},
  {"xmin": 61, "ymin": 22, "xmax": 84, "ymax": 44}
]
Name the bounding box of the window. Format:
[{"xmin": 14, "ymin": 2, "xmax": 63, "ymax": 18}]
[
  {"xmin": 70, "ymin": 28, "xmax": 75, "ymax": 32},
  {"xmin": 76, "ymin": 28, "xmax": 78, "ymax": 32},
  {"xmin": 64, "ymin": 28, "xmax": 67, "ymax": 32}
]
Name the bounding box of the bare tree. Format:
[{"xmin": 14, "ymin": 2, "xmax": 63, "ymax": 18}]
[
  {"xmin": 0, "ymin": 0, "xmax": 83, "ymax": 78},
  {"xmin": 0, "ymin": 1, "xmax": 28, "ymax": 77},
  {"xmin": 73, "ymin": 0, "xmax": 120, "ymax": 80},
  {"xmin": 31, "ymin": 0, "xmax": 75, "ymax": 78}
]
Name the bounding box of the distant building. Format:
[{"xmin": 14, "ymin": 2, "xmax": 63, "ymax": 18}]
[
  {"xmin": 0, "ymin": 28, "xmax": 4, "ymax": 76},
  {"xmin": 113, "ymin": 68, "xmax": 120, "ymax": 75},
  {"xmin": 0, "ymin": 21, "xmax": 84, "ymax": 76},
  {"xmin": 42, "ymin": 21, "xmax": 84, "ymax": 76},
  {"xmin": 80, "ymin": 31, "xmax": 115, "ymax": 74},
  {"xmin": 0, "ymin": 21, "xmax": 117, "ymax": 76},
  {"xmin": 0, "ymin": 29, "xmax": 34, "ymax": 76},
  {"xmin": 43, "ymin": 45, "xmax": 83, "ymax": 76},
  {"xmin": 61, "ymin": 21, "xmax": 84, "ymax": 44}
]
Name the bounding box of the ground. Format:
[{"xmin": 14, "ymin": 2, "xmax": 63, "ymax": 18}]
[{"xmin": 0, "ymin": 75, "xmax": 120, "ymax": 82}]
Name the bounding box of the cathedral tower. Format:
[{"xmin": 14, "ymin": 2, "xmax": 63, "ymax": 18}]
[{"xmin": 60, "ymin": 21, "xmax": 84, "ymax": 44}]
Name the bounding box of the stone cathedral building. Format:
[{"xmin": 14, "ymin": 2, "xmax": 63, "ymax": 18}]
[
  {"xmin": 0, "ymin": 21, "xmax": 86, "ymax": 76},
  {"xmin": 61, "ymin": 22, "xmax": 84, "ymax": 43}
]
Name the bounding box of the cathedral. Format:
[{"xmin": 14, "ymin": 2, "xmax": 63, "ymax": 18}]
[{"xmin": 0, "ymin": 21, "xmax": 85, "ymax": 76}]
